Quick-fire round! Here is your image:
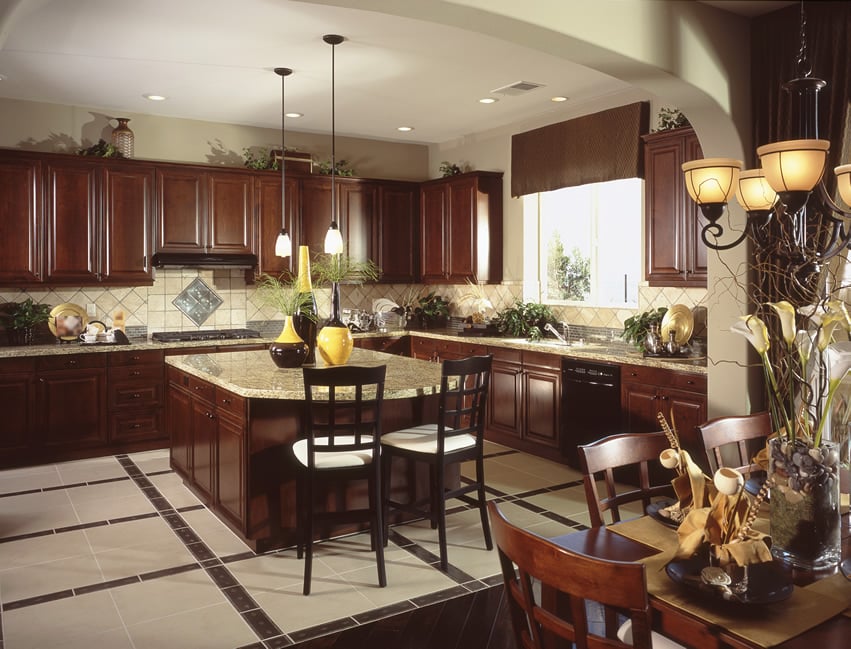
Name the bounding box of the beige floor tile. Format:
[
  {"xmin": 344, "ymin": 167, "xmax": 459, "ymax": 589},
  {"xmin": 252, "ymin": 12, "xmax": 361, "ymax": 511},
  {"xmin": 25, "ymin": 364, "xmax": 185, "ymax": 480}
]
[
  {"xmin": 255, "ymin": 578, "xmax": 374, "ymax": 633},
  {"xmin": 179, "ymin": 508, "xmax": 251, "ymax": 557},
  {"xmin": 55, "ymin": 456, "xmax": 126, "ymax": 484},
  {"xmin": 3, "ymin": 590, "xmax": 125, "ymax": 649},
  {"xmin": 109, "ymin": 569, "xmax": 227, "ymax": 626},
  {"xmin": 146, "ymin": 472, "xmax": 204, "ymax": 508},
  {"xmin": 486, "ymin": 452, "xmax": 583, "ymax": 485},
  {"xmin": 226, "ymin": 552, "xmax": 327, "ymax": 595},
  {"xmin": 93, "ymin": 537, "xmax": 197, "ymax": 581},
  {"xmin": 125, "ymin": 601, "xmax": 258, "ymax": 649},
  {"xmin": 61, "ymin": 627, "xmax": 136, "ymax": 649},
  {"xmin": 65, "ymin": 479, "xmax": 143, "ymax": 504},
  {"xmin": 0, "ymin": 553, "xmax": 104, "ymax": 603},
  {"xmin": 0, "ymin": 528, "xmax": 91, "ymax": 570},
  {"xmin": 525, "ymin": 484, "xmax": 592, "ymax": 518},
  {"xmin": 527, "ymin": 518, "xmax": 581, "ymax": 539},
  {"xmin": 84, "ymin": 516, "xmax": 176, "ymax": 553},
  {"xmin": 0, "ymin": 464, "xmax": 62, "ymax": 495},
  {"xmin": 1, "ymin": 491, "xmax": 81, "ymax": 537},
  {"xmin": 72, "ymin": 492, "xmax": 156, "ymax": 524},
  {"xmin": 127, "ymin": 448, "xmax": 171, "ymax": 474},
  {"xmin": 479, "ymin": 461, "xmax": 553, "ymax": 494},
  {"xmin": 346, "ymin": 553, "xmax": 457, "ymax": 607}
]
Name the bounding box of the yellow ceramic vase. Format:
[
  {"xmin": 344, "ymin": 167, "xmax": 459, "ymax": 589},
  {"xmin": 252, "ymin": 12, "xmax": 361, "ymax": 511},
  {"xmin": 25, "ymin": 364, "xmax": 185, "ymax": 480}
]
[
  {"xmin": 316, "ymin": 324, "xmax": 354, "ymax": 365},
  {"xmin": 268, "ymin": 316, "xmax": 309, "ymax": 368}
]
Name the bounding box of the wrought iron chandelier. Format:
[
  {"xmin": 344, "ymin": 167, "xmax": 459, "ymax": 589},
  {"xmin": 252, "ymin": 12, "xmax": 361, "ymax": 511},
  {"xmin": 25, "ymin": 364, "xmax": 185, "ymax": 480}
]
[{"xmin": 681, "ymin": 2, "xmax": 851, "ymax": 287}]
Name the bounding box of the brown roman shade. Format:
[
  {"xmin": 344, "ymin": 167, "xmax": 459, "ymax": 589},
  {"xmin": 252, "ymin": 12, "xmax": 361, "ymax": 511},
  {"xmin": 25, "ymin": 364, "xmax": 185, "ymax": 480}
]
[{"xmin": 511, "ymin": 101, "xmax": 650, "ymax": 197}]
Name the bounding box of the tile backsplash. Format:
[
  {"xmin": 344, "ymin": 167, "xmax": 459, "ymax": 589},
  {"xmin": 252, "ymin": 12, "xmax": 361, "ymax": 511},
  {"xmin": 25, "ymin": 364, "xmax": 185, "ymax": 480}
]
[{"xmin": 0, "ymin": 272, "xmax": 706, "ymax": 340}]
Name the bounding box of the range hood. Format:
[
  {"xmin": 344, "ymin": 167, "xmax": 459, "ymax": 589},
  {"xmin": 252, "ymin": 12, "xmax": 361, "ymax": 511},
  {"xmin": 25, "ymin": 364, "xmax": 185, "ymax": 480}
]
[{"xmin": 152, "ymin": 252, "xmax": 258, "ymax": 269}]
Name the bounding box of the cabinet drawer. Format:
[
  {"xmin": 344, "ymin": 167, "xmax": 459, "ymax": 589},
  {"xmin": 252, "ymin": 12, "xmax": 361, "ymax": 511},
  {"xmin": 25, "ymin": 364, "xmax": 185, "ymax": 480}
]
[
  {"xmin": 215, "ymin": 388, "xmax": 245, "ymax": 418},
  {"xmin": 110, "ymin": 350, "xmax": 164, "ymax": 366},
  {"xmin": 37, "ymin": 354, "xmax": 107, "ymax": 372},
  {"xmin": 110, "ymin": 382, "xmax": 163, "ymax": 409},
  {"xmin": 0, "ymin": 357, "xmax": 35, "ymax": 373},
  {"xmin": 457, "ymin": 342, "xmax": 488, "ymax": 357},
  {"xmin": 110, "ymin": 410, "xmax": 164, "ymax": 442},
  {"xmin": 621, "ymin": 364, "xmax": 706, "ymax": 393},
  {"xmin": 187, "ymin": 375, "xmax": 216, "ymax": 403},
  {"xmin": 109, "ymin": 364, "xmax": 162, "ymax": 382},
  {"xmin": 487, "ymin": 346, "xmax": 522, "ymax": 363},
  {"xmin": 522, "ymin": 350, "xmax": 560, "ymax": 370}
]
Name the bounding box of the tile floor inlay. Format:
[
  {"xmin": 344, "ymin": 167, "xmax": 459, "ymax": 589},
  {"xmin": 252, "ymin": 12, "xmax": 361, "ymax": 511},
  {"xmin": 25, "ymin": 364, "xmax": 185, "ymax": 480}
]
[{"xmin": 0, "ymin": 443, "xmax": 603, "ymax": 648}]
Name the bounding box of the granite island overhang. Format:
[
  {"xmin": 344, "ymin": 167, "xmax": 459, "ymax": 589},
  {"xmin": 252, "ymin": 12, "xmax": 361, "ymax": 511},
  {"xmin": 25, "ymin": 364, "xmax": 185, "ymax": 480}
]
[{"xmin": 164, "ymin": 348, "xmax": 450, "ymax": 552}]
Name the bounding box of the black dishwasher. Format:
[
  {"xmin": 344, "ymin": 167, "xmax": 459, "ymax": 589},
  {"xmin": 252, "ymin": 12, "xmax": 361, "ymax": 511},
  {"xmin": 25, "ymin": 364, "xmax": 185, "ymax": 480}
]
[{"xmin": 561, "ymin": 358, "xmax": 622, "ymax": 468}]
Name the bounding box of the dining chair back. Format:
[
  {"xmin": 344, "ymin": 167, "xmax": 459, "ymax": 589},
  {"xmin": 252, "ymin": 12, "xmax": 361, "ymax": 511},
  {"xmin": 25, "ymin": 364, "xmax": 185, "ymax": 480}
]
[
  {"xmin": 698, "ymin": 412, "xmax": 772, "ymax": 476},
  {"xmin": 488, "ymin": 501, "xmax": 675, "ymax": 649},
  {"xmin": 578, "ymin": 431, "xmax": 675, "ymax": 527},
  {"xmin": 294, "ymin": 364, "xmax": 387, "ymax": 595},
  {"xmin": 382, "ymin": 354, "xmax": 493, "ymax": 571}
]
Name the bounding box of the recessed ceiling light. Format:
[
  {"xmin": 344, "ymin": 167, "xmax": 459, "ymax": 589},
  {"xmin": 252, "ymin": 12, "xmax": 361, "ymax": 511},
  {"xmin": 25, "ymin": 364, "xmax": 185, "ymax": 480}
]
[
  {"xmin": 551, "ymin": 96, "xmax": 569, "ymax": 102},
  {"xmin": 397, "ymin": 126, "xmax": 414, "ymax": 132},
  {"xmin": 479, "ymin": 97, "xmax": 498, "ymax": 104},
  {"xmin": 285, "ymin": 112, "xmax": 303, "ymax": 118},
  {"xmin": 144, "ymin": 94, "xmax": 166, "ymax": 101}
]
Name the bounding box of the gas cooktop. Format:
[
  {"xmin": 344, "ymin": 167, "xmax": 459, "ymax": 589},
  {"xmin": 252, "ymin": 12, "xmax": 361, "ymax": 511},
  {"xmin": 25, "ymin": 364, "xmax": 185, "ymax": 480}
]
[{"xmin": 151, "ymin": 328, "xmax": 262, "ymax": 343}]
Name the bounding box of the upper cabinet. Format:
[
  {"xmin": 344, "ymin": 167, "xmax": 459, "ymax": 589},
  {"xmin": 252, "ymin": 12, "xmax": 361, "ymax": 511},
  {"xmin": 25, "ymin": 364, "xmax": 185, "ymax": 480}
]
[
  {"xmin": 419, "ymin": 171, "xmax": 503, "ymax": 284},
  {"xmin": 156, "ymin": 165, "xmax": 254, "ymax": 255},
  {"xmin": 643, "ymin": 127, "xmax": 706, "ymax": 287},
  {"xmin": 376, "ymin": 181, "xmax": 419, "ymax": 283},
  {"xmin": 0, "ymin": 150, "xmax": 154, "ymax": 287},
  {"xmin": 255, "ymin": 174, "xmax": 298, "ymax": 276}
]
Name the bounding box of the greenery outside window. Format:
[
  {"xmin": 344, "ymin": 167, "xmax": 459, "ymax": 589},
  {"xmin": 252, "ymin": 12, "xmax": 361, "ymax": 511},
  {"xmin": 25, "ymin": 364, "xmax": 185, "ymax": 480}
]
[{"xmin": 525, "ymin": 178, "xmax": 641, "ymax": 308}]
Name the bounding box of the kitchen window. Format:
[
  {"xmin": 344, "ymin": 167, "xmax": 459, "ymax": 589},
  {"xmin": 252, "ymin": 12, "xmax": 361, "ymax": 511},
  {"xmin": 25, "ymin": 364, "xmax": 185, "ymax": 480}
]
[{"xmin": 525, "ymin": 178, "xmax": 642, "ymax": 308}]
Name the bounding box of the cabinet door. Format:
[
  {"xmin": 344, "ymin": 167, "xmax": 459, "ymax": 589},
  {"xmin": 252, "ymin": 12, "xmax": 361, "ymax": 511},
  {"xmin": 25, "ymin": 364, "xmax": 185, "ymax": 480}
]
[
  {"xmin": 0, "ymin": 155, "xmax": 43, "ymax": 285},
  {"xmin": 190, "ymin": 398, "xmax": 216, "ymax": 503},
  {"xmin": 488, "ymin": 359, "xmax": 523, "ymax": 440},
  {"xmin": 167, "ymin": 377, "xmax": 193, "ymax": 478},
  {"xmin": 300, "ymin": 177, "xmax": 333, "ymax": 257},
  {"xmin": 102, "ymin": 165, "xmax": 154, "ymax": 285},
  {"xmin": 523, "ymin": 365, "xmax": 561, "ymax": 451},
  {"xmin": 664, "ymin": 387, "xmax": 707, "ymax": 460},
  {"xmin": 621, "ymin": 380, "xmax": 660, "ymax": 433},
  {"xmin": 420, "ymin": 184, "xmax": 447, "ymax": 282},
  {"xmin": 410, "ymin": 337, "xmax": 439, "ymax": 362},
  {"xmin": 255, "ymin": 174, "xmax": 298, "ymax": 276},
  {"xmin": 0, "ymin": 370, "xmax": 35, "ymax": 461},
  {"xmin": 644, "ymin": 136, "xmax": 686, "ymax": 284},
  {"xmin": 216, "ymin": 410, "xmax": 245, "ymax": 527},
  {"xmin": 376, "ymin": 182, "xmax": 418, "ymax": 283},
  {"xmin": 446, "ymin": 177, "xmax": 476, "ymax": 282},
  {"xmin": 156, "ymin": 167, "xmax": 206, "ymax": 253},
  {"xmin": 338, "ymin": 180, "xmax": 375, "ymax": 265},
  {"xmin": 44, "ymin": 159, "xmax": 100, "ymax": 284},
  {"xmin": 207, "ymin": 171, "xmax": 254, "ymax": 254},
  {"xmin": 685, "ymin": 133, "xmax": 708, "ymax": 282},
  {"xmin": 37, "ymin": 369, "xmax": 107, "ymax": 449}
]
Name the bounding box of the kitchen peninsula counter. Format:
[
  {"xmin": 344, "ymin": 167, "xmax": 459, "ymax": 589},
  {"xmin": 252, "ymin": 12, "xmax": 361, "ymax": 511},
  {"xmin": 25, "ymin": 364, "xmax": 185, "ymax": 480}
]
[{"xmin": 164, "ymin": 348, "xmax": 447, "ymax": 552}]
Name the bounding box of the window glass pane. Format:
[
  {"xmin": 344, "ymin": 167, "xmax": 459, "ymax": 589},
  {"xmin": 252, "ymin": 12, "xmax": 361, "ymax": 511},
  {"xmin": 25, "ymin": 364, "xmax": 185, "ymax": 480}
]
[{"xmin": 535, "ymin": 178, "xmax": 641, "ymax": 307}]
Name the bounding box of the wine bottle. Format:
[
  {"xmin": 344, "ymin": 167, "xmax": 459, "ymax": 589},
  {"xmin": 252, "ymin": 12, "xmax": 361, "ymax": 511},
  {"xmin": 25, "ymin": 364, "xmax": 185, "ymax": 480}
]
[{"xmin": 293, "ymin": 245, "xmax": 318, "ymax": 364}]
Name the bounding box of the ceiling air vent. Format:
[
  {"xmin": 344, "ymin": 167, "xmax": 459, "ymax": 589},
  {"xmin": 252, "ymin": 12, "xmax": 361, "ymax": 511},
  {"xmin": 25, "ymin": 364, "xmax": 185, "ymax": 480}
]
[{"xmin": 491, "ymin": 81, "xmax": 545, "ymax": 96}]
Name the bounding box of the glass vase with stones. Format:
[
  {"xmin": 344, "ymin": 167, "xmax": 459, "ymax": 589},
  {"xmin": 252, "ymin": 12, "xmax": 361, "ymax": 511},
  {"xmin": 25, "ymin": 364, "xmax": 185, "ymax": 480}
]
[
  {"xmin": 768, "ymin": 436, "xmax": 842, "ymax": 570},
  {"xmin": 316, "ymin": 281, "xmax": 353, "ymax": 366},
  {"xmin": 268, "ymin": 316, "xmax": 309, "ymax": 368},
  {"xmin": 293, "ymin": 246, "xmax": 318, "ymax": 365}
]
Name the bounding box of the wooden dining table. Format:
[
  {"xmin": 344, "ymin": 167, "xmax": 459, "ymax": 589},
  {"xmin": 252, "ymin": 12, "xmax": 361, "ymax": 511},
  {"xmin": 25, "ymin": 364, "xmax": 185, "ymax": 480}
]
[{"xmin": 548, "ymin": 511, "xmax": 851, "ymax": 649}]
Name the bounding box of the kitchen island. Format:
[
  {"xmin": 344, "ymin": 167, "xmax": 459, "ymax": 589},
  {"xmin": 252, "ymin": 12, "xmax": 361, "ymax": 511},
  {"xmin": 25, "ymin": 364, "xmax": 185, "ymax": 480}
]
[{"xmin": 164, "ymin": 347, "xmax": 447, "ymax": 552}]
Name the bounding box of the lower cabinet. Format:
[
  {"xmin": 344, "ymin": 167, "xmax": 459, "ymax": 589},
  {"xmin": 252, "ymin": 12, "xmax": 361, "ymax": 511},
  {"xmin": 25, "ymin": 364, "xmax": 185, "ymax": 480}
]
[
  {"xmin": 166, "ymin": 367, "xmax": 246, "ymax": 530},
  {"xmin": 486, "ymin": 347, "xmax": 562, "ymax": 462},
  {"xmin": 353, "ymin": 335, "xmax": 409, "ymax": 355},
  {"xmin": 0, "ymin": 358, "xmax": 35, "ymax": 464},
  {"xmin": 620, "ymin": 363, "xmax": 707, "ymax": 460},
  {"xmin": 408, "ymin": 335, "xmax": 487, "ymax": 362},
  {"xmin": 108, "ymin": 350, "xmax": 165, "ymax": 443}
]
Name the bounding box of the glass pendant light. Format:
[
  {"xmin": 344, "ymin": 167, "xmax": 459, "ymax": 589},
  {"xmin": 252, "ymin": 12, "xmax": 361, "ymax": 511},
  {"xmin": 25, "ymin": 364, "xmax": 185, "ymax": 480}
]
[
  {"xmin": 323, "ymin": 34, "xmax": 345, "ymax": 255},
  {"xmin": 274, "ymin": 67, "xmax": 293, "ymax": 258}
]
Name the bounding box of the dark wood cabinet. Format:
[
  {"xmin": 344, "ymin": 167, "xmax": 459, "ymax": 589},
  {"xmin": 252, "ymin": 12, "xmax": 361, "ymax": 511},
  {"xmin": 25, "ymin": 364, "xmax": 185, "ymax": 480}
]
[
  {"xmin": 102, "ymin": 165, "xmax": 156, "ymax": 285},
  {"xmin": 353, "ymin": 335, "xmax": 409, "ymax": 355},
  {"xmin": 107, "ymin": 350, "xmax": 165, "ymax": 444},
  {"xmin": 419, "ymin": 171, "xmax": 502, "ymax": 284},
  {"xmin": 0, "ymin": 358, "xmax": 35, "ymax": 464},
  {"xmin": 35, "ymin": 354, "xmax": 108, "ymax": 451},
  {"xmin": 156, "ymin": 165, "xmax": 254, "ymax": 255},
  {"xmin": 255, "ymin": 174, "xmax": 298, "ymax": 276},
  {"xmin": 487, "ymin": 347, "xmax": 523, "ymax": 442},
  {"xmin": 408, "ymin": 336, "xmax": 487, "ymax": 363},
  {"xmin": 299, "ymin": 176, "xmax": 375, "ymax": 263},
  {"xmin": 375, "ymin": 182, "xmax": 418, "ymax": 283},
  {"xmin": 643, "ymin": 127, "xmax": 706, "ymax": 287},
  {"xmin": 0, "ymin": 154, "xmax": 42, "ymax": 285},
  {"xmin": 620, "ymin": 363, "xmax": 707, "ymax": 460}
]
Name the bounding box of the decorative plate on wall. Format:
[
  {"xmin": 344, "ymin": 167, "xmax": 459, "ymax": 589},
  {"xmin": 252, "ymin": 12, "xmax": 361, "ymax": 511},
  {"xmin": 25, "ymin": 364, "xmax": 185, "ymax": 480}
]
[{"xmin": 48, "ymin": 303, "xmax": 88, "ymax": 341}]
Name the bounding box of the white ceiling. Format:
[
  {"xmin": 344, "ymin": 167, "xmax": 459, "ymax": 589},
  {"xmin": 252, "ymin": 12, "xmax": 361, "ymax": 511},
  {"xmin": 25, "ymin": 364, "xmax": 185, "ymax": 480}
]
[{"xmin": 0, "ymin": 0, "xmax": 792, "ymax": 145}]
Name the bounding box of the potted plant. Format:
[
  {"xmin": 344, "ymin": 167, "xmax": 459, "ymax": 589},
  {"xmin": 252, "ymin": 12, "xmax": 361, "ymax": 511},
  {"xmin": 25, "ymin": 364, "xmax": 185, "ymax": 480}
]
[
  {"xmin": 255, "ymin": 273, "xmax": 316, "ymax": 367},
  {"xmin": 492, "ymin": 301, "xmax": 557, "ymax": 341},
  {"xmin": 310, "ymin": 252, "xmax": 380, "ymax": 365},
  {"xmin": 622, "ymin": 307, "xmax": 668, "ymax": 351},
  {"xmin": 415, "ymin": 291, "xmax": 451, "ymax": 329},
  {"xmin": 1, "ymin": 298, "xmax": 52, "ymax": 346}
]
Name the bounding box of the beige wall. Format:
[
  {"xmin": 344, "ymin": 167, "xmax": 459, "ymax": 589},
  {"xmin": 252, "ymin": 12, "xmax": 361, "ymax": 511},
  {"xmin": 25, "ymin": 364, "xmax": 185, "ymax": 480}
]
[{"xmin": 0, "ymin": 97, "xmax": 429, "ymax": 181}]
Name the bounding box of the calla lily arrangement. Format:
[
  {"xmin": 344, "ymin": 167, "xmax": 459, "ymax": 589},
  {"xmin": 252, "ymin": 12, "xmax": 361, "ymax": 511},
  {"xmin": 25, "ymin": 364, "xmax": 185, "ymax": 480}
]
[{"xmin": 731, "ymin": 299, "xmax": 851, "ymax": 448}]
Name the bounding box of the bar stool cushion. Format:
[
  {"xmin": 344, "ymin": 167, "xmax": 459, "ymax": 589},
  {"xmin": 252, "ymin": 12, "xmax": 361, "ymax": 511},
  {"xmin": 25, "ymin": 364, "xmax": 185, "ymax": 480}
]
[
  {"xmin": 292, "ymin": 436, "xmax": 375, "ymax": 469},
  {"xmin": 381, "ymin": 424, "xmax": 474, "ymax": 454},
  {"xmin": 617, "ymin": 620, "xmax": 686, "ymax": 648}
]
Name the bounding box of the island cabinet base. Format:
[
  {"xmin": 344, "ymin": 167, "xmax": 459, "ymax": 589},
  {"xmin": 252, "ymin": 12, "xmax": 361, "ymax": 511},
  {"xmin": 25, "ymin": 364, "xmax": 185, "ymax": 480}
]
[{"xmin": 166, "ymin": 366, "xmax": 444, "ymax": 553}]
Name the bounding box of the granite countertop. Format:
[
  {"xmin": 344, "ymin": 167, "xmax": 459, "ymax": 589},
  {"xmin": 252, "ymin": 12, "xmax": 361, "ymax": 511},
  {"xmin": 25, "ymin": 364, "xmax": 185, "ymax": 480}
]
[
  {"xmin": 0, "ymin": 329, "xmax": 706, "ymax": 375},
  {"xmin": 165, "ymin": 348, "xmax": 446, "ymax": 400}
]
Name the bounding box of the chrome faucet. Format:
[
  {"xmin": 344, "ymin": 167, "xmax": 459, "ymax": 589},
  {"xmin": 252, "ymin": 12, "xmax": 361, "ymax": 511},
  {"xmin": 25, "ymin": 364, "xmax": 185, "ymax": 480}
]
[{"xmin": 544, "ymin": 322, "xmax": 569, "ymax": 345}]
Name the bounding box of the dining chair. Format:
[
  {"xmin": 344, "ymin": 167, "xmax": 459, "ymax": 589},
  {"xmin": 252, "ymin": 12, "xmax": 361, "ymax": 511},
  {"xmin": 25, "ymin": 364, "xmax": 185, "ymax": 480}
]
[
  {"xmin": 487, "ymin": 501, "xmax": 684, "ymax": 649},
  {"xmin": 293, "ymin": 364, "xmax": 387, "ymax": 595},
  {"xmin": 697, "ymin": 411, "xmax": 772, "ymax": 476},
  {"xmin": 381, "ymin": 354, "xmax": 493, "ymax": 571},
  {"xmin": 578, "ymin": 431, "xmax": 675, "ymax": 527}
]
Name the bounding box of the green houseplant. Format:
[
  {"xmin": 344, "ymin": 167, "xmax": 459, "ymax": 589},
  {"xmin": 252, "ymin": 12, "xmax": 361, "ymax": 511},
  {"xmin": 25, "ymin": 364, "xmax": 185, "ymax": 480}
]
[
  {"xmin": 622, "ymin": 306, "xmax": 668, "ymax": 350},
  {"xmin": 1, "ymin": 298, "xmax": 52, "ymax": 346},
  {"xmin": 415, "ymin": 291, "xmax": 450, "ymax": 329},
  {"xmin": 492, "ymin": 301, "xmax": 557, "ymax": 341},
  {"xmin": 255, "ymin": 273, "xmax": 317, "ymax": 368}
]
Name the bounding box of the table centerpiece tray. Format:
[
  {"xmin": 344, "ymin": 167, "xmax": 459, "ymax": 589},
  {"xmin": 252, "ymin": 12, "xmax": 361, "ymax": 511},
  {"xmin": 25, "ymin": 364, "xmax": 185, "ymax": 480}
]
[{"xmin": 665, "ymin": 556, "xmax": 794, "ymax": 604}]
